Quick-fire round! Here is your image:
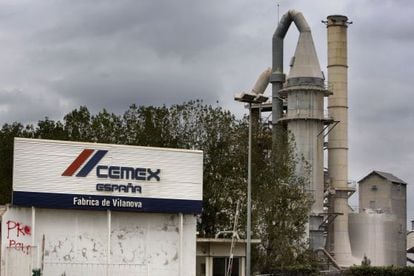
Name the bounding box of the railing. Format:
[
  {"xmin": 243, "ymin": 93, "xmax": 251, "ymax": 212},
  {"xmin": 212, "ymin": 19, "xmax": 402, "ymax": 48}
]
[{"xmin": 278, "ymin": 111, "xmax": 333, "ymax": 122}]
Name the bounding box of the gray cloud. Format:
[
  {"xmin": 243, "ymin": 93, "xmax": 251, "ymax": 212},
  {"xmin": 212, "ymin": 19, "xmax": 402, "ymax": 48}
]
[{"xmin": 0, "ymin": 0, "xmax": 248, "ymax": 119}]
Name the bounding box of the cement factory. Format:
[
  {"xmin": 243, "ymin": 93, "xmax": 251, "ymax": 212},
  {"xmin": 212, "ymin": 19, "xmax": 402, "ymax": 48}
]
[
  {"xmin": 0, "ymin": 8, "xmax": 410, "ymax": 276},
  {"xmin": 242, "ymin": 10, "xmax": 408, "ymax": 269}
]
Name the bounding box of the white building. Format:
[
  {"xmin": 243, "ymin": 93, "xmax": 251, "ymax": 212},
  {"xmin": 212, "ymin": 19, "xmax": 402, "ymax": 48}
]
[
  {"xmin": 1, "ymin": 138, "xmax": 203, "ymax": 276},
  {"xmin": 349, "ymin": 171, "xmax": 407, "ymax": 266}
]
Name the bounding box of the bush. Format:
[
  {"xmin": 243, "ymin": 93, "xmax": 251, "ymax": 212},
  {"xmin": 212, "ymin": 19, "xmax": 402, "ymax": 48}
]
[
  {"xmin": 344, "ymin": 266, "xmax": 414, "ymax": 276},
  {"xmin": 260, "ymin": 265, "xmax": 319, "ymax": 276}
]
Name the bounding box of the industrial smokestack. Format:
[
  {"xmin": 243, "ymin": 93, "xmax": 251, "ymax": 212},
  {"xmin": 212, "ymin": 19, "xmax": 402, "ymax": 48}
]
[{"xmin": 326, "ymin": 15, "xmax": 354, "ymax": 266}]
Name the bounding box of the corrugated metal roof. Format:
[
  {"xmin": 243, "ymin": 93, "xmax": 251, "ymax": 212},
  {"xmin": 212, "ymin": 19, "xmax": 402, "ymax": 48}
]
[{"xmin": 358, "ymin": 170, "xmax": 407, "ymax": 185}]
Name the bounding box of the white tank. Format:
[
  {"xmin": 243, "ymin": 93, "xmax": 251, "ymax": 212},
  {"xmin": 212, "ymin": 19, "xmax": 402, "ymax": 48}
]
[{"xmin": 349, "ymin": 211, "xmax": 403, "ymax": 266}]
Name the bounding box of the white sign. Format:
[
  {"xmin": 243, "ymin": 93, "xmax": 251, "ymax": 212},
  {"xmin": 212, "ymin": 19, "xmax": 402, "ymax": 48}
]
[{"xmin": 13, "ymin": 138, "xmax": 203, "ymax": 213}]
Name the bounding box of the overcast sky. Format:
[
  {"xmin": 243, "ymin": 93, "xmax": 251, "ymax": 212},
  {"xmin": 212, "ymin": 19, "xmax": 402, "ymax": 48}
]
[{"xmin": 1, "ymin": 0, "xmax": 413, "ymax": 223}]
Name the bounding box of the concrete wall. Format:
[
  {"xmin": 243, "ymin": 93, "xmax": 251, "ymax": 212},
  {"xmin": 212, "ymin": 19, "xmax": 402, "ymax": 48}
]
[
  {"xmin": 359, "ymin": 175, "xmax": 392, "ymax": 212},
  {"xmin": 1, "ymin": 206, "xmax": 196, "ymax": 276},
  {"xmin": 359, "ymin": 175, "xmax": 406, "ymax": 222}
]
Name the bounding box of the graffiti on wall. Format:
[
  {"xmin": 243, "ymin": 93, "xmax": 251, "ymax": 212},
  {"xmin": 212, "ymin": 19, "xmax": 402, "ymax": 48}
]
[{"xmin": 6, "ymin": 220, "xmax": 32, "ymax": 255}]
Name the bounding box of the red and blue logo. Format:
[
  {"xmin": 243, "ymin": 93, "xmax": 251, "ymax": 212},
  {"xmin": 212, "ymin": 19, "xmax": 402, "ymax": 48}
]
[
  {"xmin": 62, "ymin": 149, "xmax": 108, "ymax": 177},
  {"xmin": 62, "ymin": 149, "xmax": 161, "ymax": 181}
]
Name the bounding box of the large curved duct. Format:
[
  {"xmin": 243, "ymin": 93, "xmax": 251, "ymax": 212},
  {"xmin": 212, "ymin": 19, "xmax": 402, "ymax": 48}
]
[
  {"xmin": 272, "ymin": 10, "xmax": 310, "ymax": 74},
  {"xmin": 270, "ymin": 10, "xmax": 311, "ymax": 140}
]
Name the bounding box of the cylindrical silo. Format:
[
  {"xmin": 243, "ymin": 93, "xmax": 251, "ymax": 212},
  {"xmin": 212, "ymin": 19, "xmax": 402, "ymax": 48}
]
[
  {"xmin": 326, "ymin": 15, "xmax": 354, "ymax": 266},
  {"xmin": 349, "ymin": 211, "xmax": 399, "ymax": 266}
]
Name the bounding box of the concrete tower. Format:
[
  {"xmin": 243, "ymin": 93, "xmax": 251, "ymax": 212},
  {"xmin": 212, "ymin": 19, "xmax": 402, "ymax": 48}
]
[
  {"xmin": 278, "ymin": 14, "xmax": 330, "ymax": 248},
  {"xmin": 326, "ymin": 15, "xmax": 354, "ymax": 266}
]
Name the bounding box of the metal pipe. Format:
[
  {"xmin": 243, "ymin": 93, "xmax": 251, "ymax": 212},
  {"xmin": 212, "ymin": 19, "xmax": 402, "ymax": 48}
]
[
  {"xmin": 31, "ymin": 207, "xmax": 36, "ymax": 270},
  {"xmin": 31, "ymin": 207, "xmax": 36, "ymax": 247},
  {"xmin": 271, "ymin": 10, "xmax": 311, "ymax": 143},
  {"xmin": 272, "ymin": 10, "xmax": 310, "ymax": 73},
  {"xmin": 106, "ymin": 209, "xmax": 111, "ymax": 276},
  {"xmin": 179, "ymin": 213, "xmax": 184, "ymax": 276},
  {"xmin": 234, "ymin": 73, "xmax": 268, "ymax": 276},
  {"xmin": 246, "ymin": 103, "xmax": 252, "ymax": 276},
  {"xmin": 251, "ymin": 68, "xmax": 271, "ymax": 95}
]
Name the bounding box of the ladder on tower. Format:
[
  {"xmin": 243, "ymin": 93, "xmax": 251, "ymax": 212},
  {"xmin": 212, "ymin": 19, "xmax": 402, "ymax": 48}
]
[{"xmin": 226, "ymin": 200, "xmax": 240, "ymax": 276}]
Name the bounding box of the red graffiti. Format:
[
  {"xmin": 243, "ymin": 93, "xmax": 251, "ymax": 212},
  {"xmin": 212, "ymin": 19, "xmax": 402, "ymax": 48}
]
[
  {"xmin": 6, "ymin": 220, "xmax": 31, "ymax": 239},
  {"xmin": 8, "ymin": 240, "xmax": 31, "ymax": 255},
  {"xmin": 24, "ymin": 225, "xmax": 31, "ymax": 235},
  {"xmin": 6, "ymin": 220, "xmax": 32, "ymax": 255}
]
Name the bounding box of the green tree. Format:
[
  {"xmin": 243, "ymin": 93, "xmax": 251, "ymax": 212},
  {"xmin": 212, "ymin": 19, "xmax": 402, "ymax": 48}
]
[
  {"xmin": 188, "ymin": 102, "xmax": 247, "ymax": 236},
  {"xmin": 63, "ymin": 106, "xmax": 92, "ymax": 141},
  {"xmin": 251, "ymin": 125, "xmax": 314, "ymax": 271},
  {"xmin": 90, "ymin": 109, "xmax": 123, "ymax": 144},
  {"xmin": 122, "ymin": 104, "xmax": 178, "ymax": 147},
  {"xmin": 36, "ymin": 117, "xmax": 67, "ymax": 140},
  {"xmin": 0, "ymin": 123, "xmax": 34, "ymax": 203},
  {"xmin": 0, "ymin": 101, "xmax": 313, "ymax": 271},
  {"xmin": 0, "ymin": 101, "xmax": 247, "ymax": 236}
]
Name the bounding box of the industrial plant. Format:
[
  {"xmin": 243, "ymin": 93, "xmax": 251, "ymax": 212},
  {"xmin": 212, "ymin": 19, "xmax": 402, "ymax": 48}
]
[
  {"xmin": 243, "ymin": 10, "xmax": 408, "ymax": 269},
  {"xmin": 0, "ymin": 8, "xmax": 409, "ymax": 276}
]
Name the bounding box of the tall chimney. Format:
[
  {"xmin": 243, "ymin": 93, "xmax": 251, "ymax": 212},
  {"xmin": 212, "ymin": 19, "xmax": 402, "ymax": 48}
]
[{"xmin": 326, "ymin": 15, "xmax": 354, "ymax": 266}]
